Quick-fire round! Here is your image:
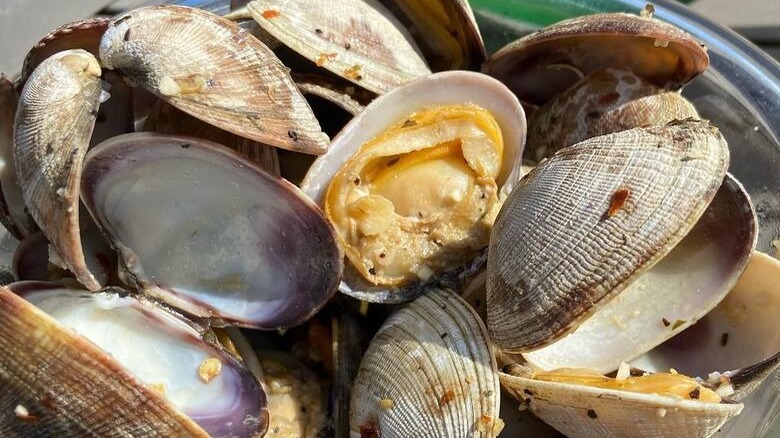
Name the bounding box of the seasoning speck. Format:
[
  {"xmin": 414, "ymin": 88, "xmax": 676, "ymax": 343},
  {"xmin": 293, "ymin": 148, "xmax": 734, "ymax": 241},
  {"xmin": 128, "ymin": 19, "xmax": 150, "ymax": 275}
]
[
  {"xmin": 314, "ymin": 28, "xmax": 323, "ymax": 34},
  {"xmin": 261, "ymin": 9, "xmax": 280, "ymax": 19},
  {"xmin": 402, "ymin": 119, "xmax": 417, "ymax": 128},
  {"xmin": 607, "ymin": 188, "xmax": 630, "ymax": 218},
  {"xmin": 672, "ymin": 319, "xmax": 686, "ymax": 330},
  {"xmin": 689, "ymin": 386, "xmax": 701, "ymax": 399},
  {"xmin": 587, "ymin": 409, "xmax": 598, "ymax": 419},
  {"xmin": 287, "ymin": 130, "xmax": 299, "ymax": 141},
  {"xmin": 316, "ymin": 52, "xmax": 338, "ymax": 66},
  {"xmin": 344, "ymin": 64, "xmax": 363, "ymax": 80},
  {"xmin": 662, "ymin": 318, "xmax": 671, "ymax": 327},
  {"xmin": 359, "ymin": 421, "xmax": 380, "ymax": 438},
  {"xmin": 379, "ymin": 398, "xmax": 394, "ymax": 410},
  {"xmin": 198, "ymin": 357, "xmax": 222, "ymax": 383}
]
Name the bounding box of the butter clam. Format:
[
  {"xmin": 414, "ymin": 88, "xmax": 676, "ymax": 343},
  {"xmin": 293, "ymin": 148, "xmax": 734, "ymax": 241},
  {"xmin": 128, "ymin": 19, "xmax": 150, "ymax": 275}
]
[
  {"xmin": 0, "ymin": 282, "xmax": 267, "ymax": 438},
  {"xmin": 302, "ymin": 71, "xmax": 525, "ymax": 303},
  {"xmin": 80, "ymin": 133, "xmax": 342, "ymax": 328},
  {"xmin": 350, "ymin": 287, "xmax": 501, "ymax": 437}
]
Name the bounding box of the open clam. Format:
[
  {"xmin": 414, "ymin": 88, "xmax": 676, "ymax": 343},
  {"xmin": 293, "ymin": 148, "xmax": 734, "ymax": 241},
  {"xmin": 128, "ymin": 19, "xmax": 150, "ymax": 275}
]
[
  {"xmin": 301, "ymin": 70, "xmax": 526, "ymax": 303},
  {"xmin": 350, "ymin": 287, "xmax": 502, "ymax": 437},
  {"xmin": 80, "ymin": 132, "xmax": 342, "ymax": 328},
  {"xmin": 482, "ymin": 11, "xmax": 709, "ymax": 107},
  {"xmin": 0, "ymin": 282, "xmax": 267, "ymax": 438}
]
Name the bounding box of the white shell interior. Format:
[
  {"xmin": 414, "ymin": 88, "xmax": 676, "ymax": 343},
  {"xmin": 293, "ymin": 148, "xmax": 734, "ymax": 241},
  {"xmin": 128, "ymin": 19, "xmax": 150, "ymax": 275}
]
[{"xmin": 25, "ymin": 289, "xmax": 243, "ymax": 416}]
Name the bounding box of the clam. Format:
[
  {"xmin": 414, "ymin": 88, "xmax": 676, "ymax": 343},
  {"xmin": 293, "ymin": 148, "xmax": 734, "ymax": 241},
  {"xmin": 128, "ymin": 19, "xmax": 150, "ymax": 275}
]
[
  {"xmin": 0, "ymin": 75, "xmax": 33, "ymax": 240},
  {"xmin": 301, "ymin": 70, "xmax": 526, "ymax": 303},
  {"xmin": 14, "ymin": 49, "xmax": 104, "ymax": 291},
  {"xmin": 350, "ymin": 287, "xmax": 502, "ymax": 437},
  {"xmin": 500, "ymin": 362, "xmax": 742, "ymax": 438},
  {"xmin": 99, "ymin": 5, "xmax": 329, "ymax": 154},
  {"xmin": 246, "ymin": 0, "xmax": 431, "ymax": 94},
  {"xmin": 487, "ymin": 119, "xmax": 731, "ymax": 352},
  {"xmin": 80, "ymin": 132, "xmax": 342, "ymax": 328},
  {"xmin": 482, "ymin": 11, "xmax": 709, "ymax": 106},
  {"xmin": 0, "ymin": 282, "xmax": 267, "ymax": 437},
  {"xmin": 526, "ymin": 68, "xmax": 700, "ymax": 161},
  {"xmin": 521, "ymin": 173, "xmax": 757, "ymax": 373}
]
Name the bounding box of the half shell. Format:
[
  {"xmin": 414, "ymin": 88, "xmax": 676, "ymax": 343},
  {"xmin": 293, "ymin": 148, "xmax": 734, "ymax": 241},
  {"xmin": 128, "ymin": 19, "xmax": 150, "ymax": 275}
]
[
  {"xmin": 350, "ymin": 287, "xmax": 502, "ymax": 437},
  {"xmin": 487, "ymin": 120, "xmax": 729, "ymax": 352},
  {"xmin": 0, "ymin": 75, "xmax": 33, "ymax": 240},
  {"xmin": 247, "ymin": 0, "xmax": 431, "ymax": 94},
  {"xmin": 14, "ymin": 49, "xmax": 103, "ymax": 291},
  {"xmin": 99, "ymin": 5, "xmax": 329, "ymax": 154},
  {"xmin": 0, "ymin": 283, "xmax": 267, "ymax": 438},
  {"xmin": 81, "ymin": 133, "xmax": 343, "ymax": 328}
]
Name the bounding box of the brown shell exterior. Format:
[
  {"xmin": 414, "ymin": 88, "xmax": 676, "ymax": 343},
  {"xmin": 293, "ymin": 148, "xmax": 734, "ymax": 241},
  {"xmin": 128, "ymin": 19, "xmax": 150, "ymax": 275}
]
[
  {"xmin": 527, "ymin": 69, "xmax": 699, "ymax": 161},
  {"xmin": 0, "ymin": 288, "xmax": 209, "ymax": 437},
  {"xmin": 0, "ymin": 75, "xmax": 34, "ymax": 240},
  {"xmin": 99, "ymin": 5, "xmax": 329, "ymax": 154},
  {"xmin": 19, "ymin": 18, "xmax": 110, "ymax": 88},
  {"xmin": 482, "ymin": 13, "xmax": 709, "ymax": 106},
  {"xmin": 14, "ymin": 50, "xmax": 103, "ymax": 291},
  {"xmin": 487, "ymin": 120, "xmax": 729, "ymax": 352}
]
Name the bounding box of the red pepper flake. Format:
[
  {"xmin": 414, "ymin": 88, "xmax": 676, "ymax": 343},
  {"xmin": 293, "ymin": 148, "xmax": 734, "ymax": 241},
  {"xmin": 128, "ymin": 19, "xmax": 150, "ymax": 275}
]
[
  {"xmin": 316, "ymin": 52, "xmax": 338, "ymax": 66},
  {"xmin": 439, "ymin": 389, "xmax": 455, "ymax": 407},
  {"xmin": 607, "ymin": 188, "xmax": 630, "ymax": 218},
  {"xmin": 261, "ymin": 9, "xmax": 280, "ymax": 19}
]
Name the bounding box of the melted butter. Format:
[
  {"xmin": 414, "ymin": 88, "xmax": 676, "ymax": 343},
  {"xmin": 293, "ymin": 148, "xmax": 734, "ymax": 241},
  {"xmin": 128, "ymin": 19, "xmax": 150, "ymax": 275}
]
[
  {"xmin": 325, "ymin": 104, "xmax": 503, "ymax": 286},
  {"xmin": 534, "ymin": 368, "xmax": 721, "ymax": 403}
]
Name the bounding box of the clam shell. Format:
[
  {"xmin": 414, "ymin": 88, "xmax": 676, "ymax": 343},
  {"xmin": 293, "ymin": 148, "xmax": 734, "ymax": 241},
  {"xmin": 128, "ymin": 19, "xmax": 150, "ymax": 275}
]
[
  {"xmin": 80, "ymin": 133, "xmax": 343, "ymax": 329},
  {"xmin": 99, "ymin": 5, "xmax": 329, "ymax": 154},
  {"xmin": 527, "ymin": 69, "xmax": 699, "ymax": 162},
  {"xmin": 482, "ymin": 12, "xmax": 709, "ymax": 106},
  {"xmin": 487, "ymin": 120, "xmax": 729, "ymax": 352},
  {"xmin": 14, "ymin": 49, "xmax": 103, "ymax": 291},
  {"xmin": 380, "ymin": 0, "xmax": 487, "ymax": 71},
  {"xmin": 350, "ymin": 287, "xmax": 501, "ymax": 437},
  {"xmin": 247, "ymin": 0, "xmax": 431, "ymax": 94},
  {"xmin": 18, "ymin": 18, "xmax": 109, "ymax": 87},
  {"xmin": 523, "ymin": 173, "xmax": 756, "ymax": 373},
  {"xmin": 0, "ymin": 75, "xmax": 33, "ymax": 240},
  {"xmin": 632, "ymin": 251, "xmax": 780, "ymax": 399},
  {"xmin": 0, "ymin": 285, "xmax": 212, "ymax": 437},
  {"xmin": 500, "ymin": 369, "xmax": 742, "ymax": 438},
  {"xmin": 295, "ymin": 79, "xmax": 365, "ymax": 116},
  {"xmin": 144, "ymin": 100, "xmax": 281, "ymax": 174},
  {"xmin": 301, "ymin": 71, "xmax": 526, "ymax": 303}
]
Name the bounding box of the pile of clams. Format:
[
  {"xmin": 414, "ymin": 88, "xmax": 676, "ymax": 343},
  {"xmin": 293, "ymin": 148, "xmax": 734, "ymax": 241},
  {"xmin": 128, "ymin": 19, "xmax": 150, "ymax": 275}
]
[{"xmin": 0, "ymin": 1, "xmax": 776, "ymax": 437}]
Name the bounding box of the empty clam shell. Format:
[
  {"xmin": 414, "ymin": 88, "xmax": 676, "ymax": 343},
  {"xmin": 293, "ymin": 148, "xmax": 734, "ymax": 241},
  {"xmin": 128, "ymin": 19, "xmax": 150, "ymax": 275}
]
[
  {"xmin": 14, "ymin": 49, "xmax": 103, "ymax": 291},
  {"xmin": 482, "ymin": 12, "xmax": 709, "ymax": 106},
  {"xmin": 247, "ymin": 0, "xmax": 431, "ymax": 94},
  {"xmin": 500, "ymin": 365, "xmax": 742, "ymax": 438},
  {"xmin": 350, "ymin": 287, "xmax": 502, "ymax": 437},
  {"xmin": 99, "ymin": 5, "xmax": 329, "ymax": 154},
  {"xmin": 527, "ymin": 68, "xmax": 699, "ymax": 162},
  {"xmin": 301, "ymin": 71, "xmax": 526, "ymax": 303},
  {"xmin": 632, "ymin": 251, "xmax": 780, "ymax": 400},
  {"xmin": 487, "ymin": 120, "xmax": 729, "ymax": 352},
  {"xmin": 0, "ymin": 282, "xmax": 268, "ymax": 438},
  {"xmin": 80, "ymin": 133, "xmax": 343, "ymax": 329},
  {"xmin": 0, "ymin": 75, "xmax": 33, "ymax": 240},
  {"xmin": 381, "ymin": 0, "xmax": 487, "ymax": 71},
  {"xmin": 522, "ymin": 173, "xmax": 756, "ymax": 373}
]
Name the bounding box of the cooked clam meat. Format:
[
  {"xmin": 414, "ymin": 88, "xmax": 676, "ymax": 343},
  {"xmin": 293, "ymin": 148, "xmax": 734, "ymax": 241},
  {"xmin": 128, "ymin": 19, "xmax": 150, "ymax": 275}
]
[{"xmin": 325, "ymin": 104, "xmax": 504, "ymax": 286}]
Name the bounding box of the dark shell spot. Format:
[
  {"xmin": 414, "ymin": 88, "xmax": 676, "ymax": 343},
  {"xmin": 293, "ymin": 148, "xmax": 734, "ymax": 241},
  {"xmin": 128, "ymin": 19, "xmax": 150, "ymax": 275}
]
[
  {"xmin": 598, "ymin": 92, "xmax": 621, "ymax": 106},
  {"xmin": 181, "ymin": 143, "xmax": 191, "ymax": 149},
  {"xmin": 360, "ymin": 421, "xmax": 381, "ymax": 438},
  {"xmin": 587, "ymin": 409, "xmax": 598, "ymax": 419},
  {"xmin": 662, "ymin": 318, "xmax": 671, "ymax": 327},
  {"xmin": 523, "ymin": 388, "xmax": 534, "ymax": 396},
  {"xmin": 586, "ymin": 111, "xmax": 601, "ymax": 119},
  {"xmin": 721, "ymin": 332, "xmax": 729, "ymax": 346},
  {"xmin": 123, "ymin": 28, "xmax": 131, "ymax": 42}
]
